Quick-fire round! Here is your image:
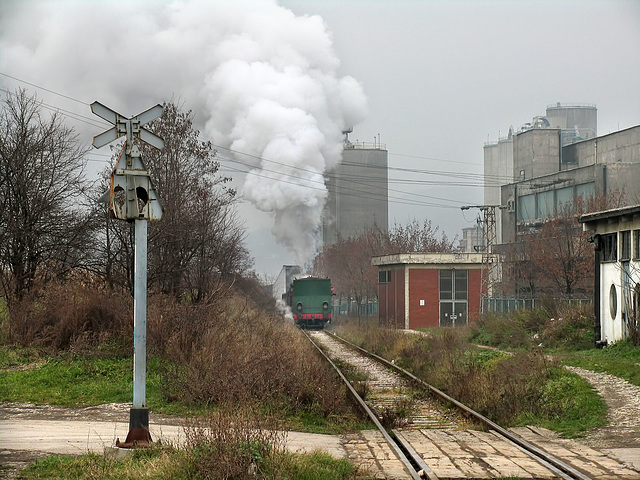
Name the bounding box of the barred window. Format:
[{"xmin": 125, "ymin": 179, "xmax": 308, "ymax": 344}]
[
  {"xmin": 634, "ymin": 230, "xmax": 640, "ymax": 260},
  {"xmin": 602, "ymin": 233, "xmax": 617, "ymax": 262},
  {"xmin": 620, "ymin": 231, "xmax": 631, "ymax": 261},
  {"xmin": 379, "ymin": 270, "xmax": 391, "ymax": 284}
]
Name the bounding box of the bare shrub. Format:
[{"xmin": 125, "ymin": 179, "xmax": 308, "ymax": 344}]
[
  {"xmin": 6, "ymin": 280, "xmax": 131, "ymax": 354},
  {"xmin": 182, "ymin": 406, "xmax": 286, "ymax": 479},
  {"xmin": 451, "ymin": 349, "xmax": 553, "ymax": 424},
  {"xmin": 415, "ymin": 330, "xmax": 555, "ymax": 424},
  {"xmin": 471, "ymin": 304, "xmax": 593, "ymax": 350},
  {"xmin": 470, "ymin": 312, "xmax": 531, "ymax": 348},
  {"xmin": 540, "ymin": 304, "xmax": 595, "ymax": 349},
  {"xmin": 378, "ymin": 396, "xmax": 416, "ymax": 428},
  {"xmin": 148, "ymin": 291, "xmax": 351, "ymax": 416}
]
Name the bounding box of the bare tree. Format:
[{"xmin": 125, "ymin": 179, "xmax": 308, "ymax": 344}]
[
  {"xmin": 0, "ymin": 89, "xmax": 90, "ymax": 302},
  {"xmin": 314, "ymin": 221, "xmax": 455, "ymax": 318},
  {"xmin": 94, "ymin": 102, "xmax": 251, "ymax": 302},
  {"xmin": 525, "ymin": 211, "xmax": 593, "ymax": 296},
  {"xmin": 385, "ymin": 219, "xmax": 454, "ymax": 253}
]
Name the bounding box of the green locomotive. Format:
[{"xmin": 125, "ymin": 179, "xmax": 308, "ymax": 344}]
[{"xmin": 286, "ymin": 277, "xmax": 333, "ymax": 329}]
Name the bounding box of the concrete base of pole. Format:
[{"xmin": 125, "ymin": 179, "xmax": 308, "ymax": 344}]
[{"xmin": 115, "ymin": 408, "xmax": 152, "ymax": 448}]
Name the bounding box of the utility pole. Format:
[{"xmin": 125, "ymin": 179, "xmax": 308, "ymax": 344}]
[
  {"xmin": 461, "ymin": 205, "xmax": 504, "ymax": 300},
  {"xmin": 92, "ymin": 101, "xmax": 164, "ymax": 447}
]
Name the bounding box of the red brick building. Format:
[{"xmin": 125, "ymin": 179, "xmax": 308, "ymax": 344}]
[{"xmin": 372, "ymin": 253, "xmax": 485, "ymax": 329}]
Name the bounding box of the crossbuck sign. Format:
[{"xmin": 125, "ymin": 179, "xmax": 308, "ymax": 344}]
[{"xmin": 92, "ymin": 102, "xmax": 163, "ymax": 221}]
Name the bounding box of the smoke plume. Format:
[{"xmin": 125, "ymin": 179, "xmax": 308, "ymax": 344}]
[{"xmin": 0, "ymin": 0, "xmax": 368, "ymax": 265}]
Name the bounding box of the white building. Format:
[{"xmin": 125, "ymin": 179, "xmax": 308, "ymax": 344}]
[{"xmin": 580, "ymin": 205, "xmax": 640, "ymax": 344}]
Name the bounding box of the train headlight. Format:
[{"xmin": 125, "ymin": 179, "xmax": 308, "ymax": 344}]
[
  {"xmin": 296, "ymin": 302, "xmax": 303, "ymax": 311},
  {"xmin": 322, "ymin": 302, "xmax": 329, "ymax": 310}
]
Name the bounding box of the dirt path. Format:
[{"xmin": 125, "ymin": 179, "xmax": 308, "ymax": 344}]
[
  {"xmin": 566, "ymin": 366, "xmax": 640, "ymax": 471},
  {"xmin": 565, "ymin": 366, "xmax": 640, "ymax": 447}
]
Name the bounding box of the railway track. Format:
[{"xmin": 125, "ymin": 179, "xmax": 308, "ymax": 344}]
[{"xmin": 305, "ymin": 329, "xmax": 639, "ymax": 480}]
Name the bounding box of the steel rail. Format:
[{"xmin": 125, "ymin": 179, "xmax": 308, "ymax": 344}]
[
  {"xmin": 303, "ymin": 330, "xmax": 426, "ymax": 480},
  {"xmin": 325, "ymin": 330, "xmax": 594, "ymax": 480}
]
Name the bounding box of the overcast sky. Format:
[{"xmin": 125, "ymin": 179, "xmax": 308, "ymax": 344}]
[{"xmin": 1, "ymin": 0, "xmax": 639, "ymax": 277}]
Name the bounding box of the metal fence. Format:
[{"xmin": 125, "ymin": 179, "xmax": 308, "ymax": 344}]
[
  {"xmin": 482, "ymin": 297, "xmax": 592, "ymax": 314},
  {"xmin": 335, "ymin": 299, "xmax": 378, "ymax": 317},
  {"xmin": 483, "ymin": 297, "xmax": 536, "ymax": 313}
]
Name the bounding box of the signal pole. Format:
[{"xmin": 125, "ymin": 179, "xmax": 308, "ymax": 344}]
[
  {"xmin": 461, "ymin": 205, "xmax": 504, "ymax": 299},
  {"xmin": 92, "ymin": 101, "xmax": 164, "ymax": 447}
]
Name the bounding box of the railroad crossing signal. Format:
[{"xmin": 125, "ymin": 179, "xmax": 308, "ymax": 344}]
[
  {"xmin": 90, "ymin": 101, "xmax": 165, "ymax": 447},
  {"xmin": 91, "ymin": 102, "xmax": 164, "ymax": 150},
  {"xmin": 92, "ymin": 102, "xmax": 164, "ymax": 221}
]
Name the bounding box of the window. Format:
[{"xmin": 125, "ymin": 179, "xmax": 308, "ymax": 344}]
[
  {"xmin": 378, "ymin": 270, "xmax": 391, "ymax": 284},
  {"xmin": 556, "ymin": 186, "xmax": 574, "ymax": 211},
  {"xmin": 602, "ymin": 233, "xmax": 617, "ymax": 262},
  {"xmin": 454, "ymin": 270, "xmax": 468, "ymax": 300},
  {"xmin": 576, "ymin": 182, "xmax": 595, "ymax": 202},
  {"xmin": 620, "ymin": 231, "xmax": 631, "ymax": 261},
  {"xmin": 439, "ymin": 270, "xmax": 452, "ymax": 300},
  {"xmin": 537, "ymin": 190, "xmax": 554, "ymax": 219},
  {"xmin": 610, "ymin": 284, "xmax": 617, "ymax": 319},
  {"xmin": 634, "ymin": 230, "xmax": 640, "ymax": 260},
  {"xmin": 518, "ymin": 195, "xmax": 535, "ymax": 222}
]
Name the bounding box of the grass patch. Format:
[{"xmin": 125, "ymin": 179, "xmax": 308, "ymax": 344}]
[
  {"xmin": 557, "ymin": 338, "xmax": 640, "ymax": 387},
  {"xmin": 18, "ymin": 449, "xmax": 359, "ymax": 480},
  {"xmin": 0, "ymin": 354, "xmax": 133, "ymax": 406},
  {"xmin": 273, "ymin": 450, "xmax": 358, "ymax": 480},
  {"xmin": 0, "ymin": 352, "xmax": 196, "ymax": 414},
  {"xmin": 0, "ymin": 344, "xmax": 42, "ymax": 369},
  {"xmin": 516, "ymin": 367, "xmax": 607, "ymax": 438},
  {"xmin": 281, "ymin": 407, "xmax": 371, "ymax": 435}
]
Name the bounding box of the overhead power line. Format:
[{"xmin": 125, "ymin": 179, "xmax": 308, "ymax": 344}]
[
  {"xmin": 1, "ymin": 72, "xmax": 490, "ymax": 209},
  {"xmin": 0, "ymin": 71, "xmax": 89, "ymax": 105}
]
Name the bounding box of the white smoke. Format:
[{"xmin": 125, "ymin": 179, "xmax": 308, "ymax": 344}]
[
  {"xmin": 275, "ymin": 298, "xmax": 294, "ymax": 323},
  {"xmin": 0, "ymin": 0, "xmax": 368, "ymax": 265}
]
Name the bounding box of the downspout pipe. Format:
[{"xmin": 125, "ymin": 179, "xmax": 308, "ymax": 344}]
[{"xmin": 590, "ymin": 234, "xmax": 605, "ymax": 347}]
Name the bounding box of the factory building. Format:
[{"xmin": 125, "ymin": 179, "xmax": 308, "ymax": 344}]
[
  {"xmin": 484, "ymin": 103, "xmax": 602, "ymax": 245},
  {"xmin": 322, "ymin": 130, "xmax": 388, "ymax": 245},
  {"xmin": 484, "ymin": 103, "xmax": 640, "ymax": 247},
  {"xmin": 458, "ymin": 224, "xmax": 483, "ymax": 253}
]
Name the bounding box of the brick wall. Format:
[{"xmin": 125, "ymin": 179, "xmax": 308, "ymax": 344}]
[
  {"xmin": 408, "ymin": 269, "xmax": 439, "ymax": 329},
  {"xmin": 378, "ymin": 267, "xmax": 405, "ymax": 328},
  {"xmin": 468, "ymin": 268, "xmax": 482, "ymax": 322}
]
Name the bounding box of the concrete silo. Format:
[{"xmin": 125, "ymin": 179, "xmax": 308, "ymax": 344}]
[
  {"xmin": 545, "ymin": 102, "xmax": 597, "ymax": 146},
  {"xmin": 322, "ymin": 130, "xmax": 388, "ymax": 245}
]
